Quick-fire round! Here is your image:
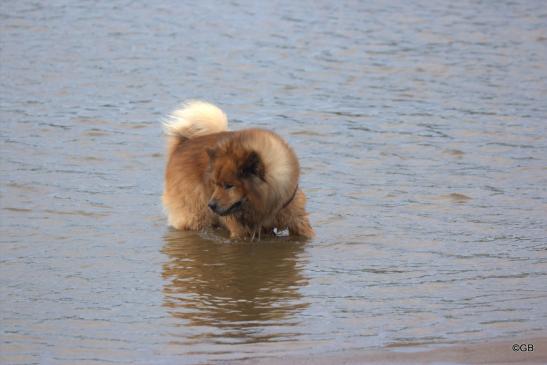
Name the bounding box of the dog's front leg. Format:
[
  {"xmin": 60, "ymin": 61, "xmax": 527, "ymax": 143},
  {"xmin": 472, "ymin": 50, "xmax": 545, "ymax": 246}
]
[{"xmin": 222, "ymin": 216, "xmax": 248, "ymax": 239}]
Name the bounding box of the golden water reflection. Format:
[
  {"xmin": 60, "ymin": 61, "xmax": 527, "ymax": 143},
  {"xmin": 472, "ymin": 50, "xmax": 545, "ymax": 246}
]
[{"xmin": 162, "ymin": 230, "xmax": 309, "ymax": 343}]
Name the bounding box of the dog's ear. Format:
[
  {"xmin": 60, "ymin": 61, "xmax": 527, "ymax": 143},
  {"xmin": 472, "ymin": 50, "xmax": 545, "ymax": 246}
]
[
  {"xmin": 206, "ymin": 148, "xmax": 217, "ymax": 171},
  {"xmin": 206, "ymin": 148, "xmax": 217, "ymax": 161},
  {"xmin": 240, "ymin": 151, "xmax": 265, "ymax": 179}
]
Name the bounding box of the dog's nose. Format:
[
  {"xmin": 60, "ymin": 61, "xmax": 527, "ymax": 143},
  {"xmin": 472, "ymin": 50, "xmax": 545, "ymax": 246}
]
[{"xmin": 208, "ymin": 201, "xmax": 218, "ymax": 212}]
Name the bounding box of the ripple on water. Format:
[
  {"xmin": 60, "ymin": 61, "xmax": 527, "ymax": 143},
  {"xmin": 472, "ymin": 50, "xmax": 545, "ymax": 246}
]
[{"xmin": 437, "ymin": 193, "xmax": 472, "ymax": 203}]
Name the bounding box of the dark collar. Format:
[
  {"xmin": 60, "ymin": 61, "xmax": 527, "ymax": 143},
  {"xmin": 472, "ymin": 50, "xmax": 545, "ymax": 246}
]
[{"xmin": 282, "ymin": 184, "xmax": 299, "ymax": 209}]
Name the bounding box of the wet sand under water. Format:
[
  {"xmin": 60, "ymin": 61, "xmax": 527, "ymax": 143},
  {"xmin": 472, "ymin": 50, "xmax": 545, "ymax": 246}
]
[{"xmin": 230, "ymin": 337, "xmax": 547, "ymax": 365}]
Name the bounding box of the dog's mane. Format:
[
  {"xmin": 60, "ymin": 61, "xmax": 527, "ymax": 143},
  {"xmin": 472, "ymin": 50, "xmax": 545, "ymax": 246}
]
[
  {"xmin": 216, "ymin": 128, "xmax": 300, "ymax": 213},
  {"xmin": 242, "ymin": 129, "xmax": 299, "ymax": 196}
]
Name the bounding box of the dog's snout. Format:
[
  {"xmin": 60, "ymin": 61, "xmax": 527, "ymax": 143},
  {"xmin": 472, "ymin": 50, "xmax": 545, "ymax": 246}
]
[{"xmin": 208, "ymin": 200, "xmax": 218, "ymax": 212}]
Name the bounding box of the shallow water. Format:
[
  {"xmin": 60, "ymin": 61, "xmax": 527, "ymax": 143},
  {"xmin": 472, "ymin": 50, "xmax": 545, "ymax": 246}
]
[{"xmin": 1, "ymin": 1, "xmax": 547, "ymax": 364}]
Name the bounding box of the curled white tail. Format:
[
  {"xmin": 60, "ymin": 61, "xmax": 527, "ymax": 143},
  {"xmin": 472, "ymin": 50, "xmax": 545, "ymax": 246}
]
[{"xmin": 163, "ymin": 100, "xmax": 228, "ymax": 139}]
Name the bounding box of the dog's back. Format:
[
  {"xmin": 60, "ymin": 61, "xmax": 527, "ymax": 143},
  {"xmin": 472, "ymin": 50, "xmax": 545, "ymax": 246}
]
[{"xmin": 162, "ymin": 101, "xmax": 230, "ymax": 230}]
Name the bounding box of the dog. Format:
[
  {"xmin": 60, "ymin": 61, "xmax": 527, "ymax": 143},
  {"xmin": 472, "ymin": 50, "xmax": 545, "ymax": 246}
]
[{"xmin": 162, "ymin": 101, "xmax": 314, "ymax": 240}]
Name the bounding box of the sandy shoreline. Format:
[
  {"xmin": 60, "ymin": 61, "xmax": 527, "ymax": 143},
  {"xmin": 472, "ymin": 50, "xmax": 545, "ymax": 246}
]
[{"xmin": 226, "ymin": 337, "xmax": 547, "ymax": 365}]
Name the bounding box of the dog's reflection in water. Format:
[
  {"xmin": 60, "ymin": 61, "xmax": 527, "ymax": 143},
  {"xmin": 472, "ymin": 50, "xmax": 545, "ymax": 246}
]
[{"xmin": 161, "ymin": 229, "xmax": 309, "ymax": 343}]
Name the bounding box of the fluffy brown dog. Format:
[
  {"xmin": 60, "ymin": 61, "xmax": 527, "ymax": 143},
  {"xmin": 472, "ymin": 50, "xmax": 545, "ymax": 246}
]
[{"xmin": 162, "ymin": 101, "xmax": 314, "ymax": 239}]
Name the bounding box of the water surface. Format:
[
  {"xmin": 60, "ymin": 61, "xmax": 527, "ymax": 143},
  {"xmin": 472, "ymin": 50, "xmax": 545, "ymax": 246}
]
[{"xmin": 1, "ymin": 1, "xmax": 547, "ymax": 364}]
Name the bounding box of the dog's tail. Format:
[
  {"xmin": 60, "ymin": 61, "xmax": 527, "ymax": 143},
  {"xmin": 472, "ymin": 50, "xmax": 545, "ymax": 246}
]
[
  {"xmin": 164, "ymin": 100, "xmax": 228, "ymax": 139},
  {"xmin": 163, "ymin": 100, "xmax": 228, "ymax": 156}
]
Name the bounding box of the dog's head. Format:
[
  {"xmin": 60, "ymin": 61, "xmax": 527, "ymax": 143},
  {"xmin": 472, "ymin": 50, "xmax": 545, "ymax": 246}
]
[{"xmin": 206, "ymin": 147, "xmax": 265, "ymax": 216}]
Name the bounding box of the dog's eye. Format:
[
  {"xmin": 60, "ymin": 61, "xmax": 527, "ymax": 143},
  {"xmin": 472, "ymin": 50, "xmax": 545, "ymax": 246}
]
[{"xmin": 223, "ymin": 183, "xmax": 234, "ymax": 190}]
